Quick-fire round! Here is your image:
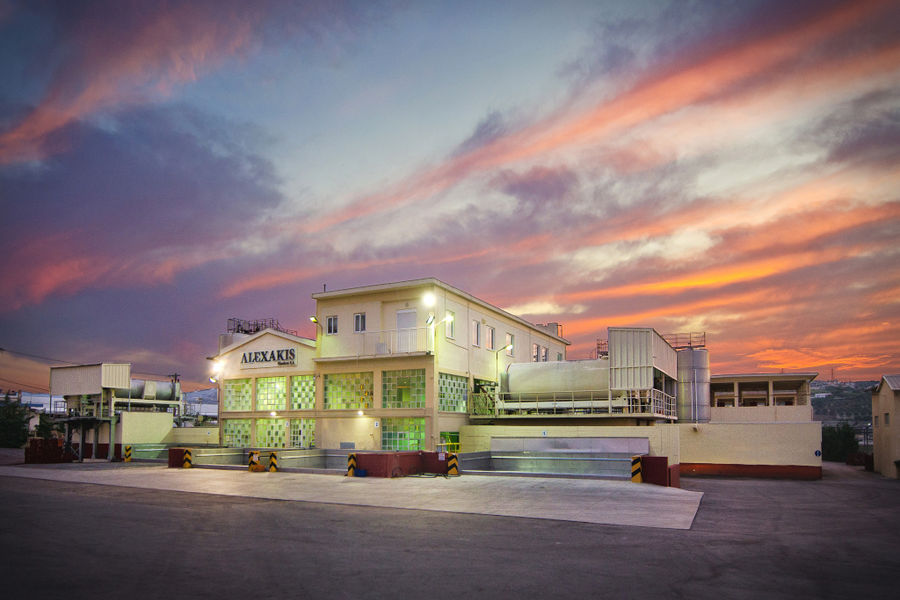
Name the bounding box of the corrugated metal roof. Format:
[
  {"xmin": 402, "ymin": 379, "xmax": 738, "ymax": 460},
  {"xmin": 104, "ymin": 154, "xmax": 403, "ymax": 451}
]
[{"xmin": 882, "ymin": 375, "xmax": 900, "ymax": 391}]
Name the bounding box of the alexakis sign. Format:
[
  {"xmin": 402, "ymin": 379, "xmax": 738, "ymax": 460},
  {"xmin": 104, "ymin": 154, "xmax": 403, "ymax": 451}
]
[{"xmin": 240, "ymin": 348, "xmax": 296, "ymax": 368}]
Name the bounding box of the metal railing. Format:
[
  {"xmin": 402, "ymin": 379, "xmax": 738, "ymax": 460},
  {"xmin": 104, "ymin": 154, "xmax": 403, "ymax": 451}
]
[
  {"xmin": 662, "ymin": 331, "xmax": 706, "ymax": 348},
  {"xmin": 470, "ymin": 389, "xmax": 677, "ymax": 418},
  {"xmin": 357, "ymin": 327, "xmax": 431, "ymax": 355}
]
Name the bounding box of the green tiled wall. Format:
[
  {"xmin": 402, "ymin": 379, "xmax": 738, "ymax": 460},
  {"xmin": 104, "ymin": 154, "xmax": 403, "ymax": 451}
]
[
  {"xmin": 324, "ymin": 372, "xmax": 373, "ymax": 410},
  {"xmin": 381, "ymin": 417, "xmax": 425, "ymax": 451},
  {"xmin": 290, "ymin": 418, "xmax": 316, "ymax": 448},
  {"xmin": 256, "ymin": 377, "xmax": 287, "ymax": 411},
  {"xmin": 223, "ymin": 419, "xmax": 251, "ymax": 447},
  {"xmin": 438, "ymin": 373, "xmax": 467, "ymax": 412},
  {"xmin": 291, "ymin": 375, "xmax": 315, "ymax": 410},
  {"xmin": 382, "ymin": 369, "xmax": 426, "ymax": 409},
  {"xmin": 223, "ymin": 379, "xmax": 251, "ymax": 411},
  {"xmin": 256, "ymin": 418, "xmax": 286, "ymax": 448}
]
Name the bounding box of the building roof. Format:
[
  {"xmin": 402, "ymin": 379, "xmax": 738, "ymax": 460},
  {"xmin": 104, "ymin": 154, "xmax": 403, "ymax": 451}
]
[
  {"xmin": 212, "ymin": 328, "xmax": 315, "ymax": 358},
  {"xmin": 875, "ymin": 375, "xmax": 900, "ymax": 393},
  {"xmin": 711, "ymin": 372, "xmax": 818, "ymax": 382},
  {"xmin": 312, "ymin": 277, "xmax": 570, "ymax": 345}
]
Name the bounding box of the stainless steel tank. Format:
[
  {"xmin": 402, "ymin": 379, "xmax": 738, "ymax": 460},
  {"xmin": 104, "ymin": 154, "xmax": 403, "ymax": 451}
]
[
  {"xmin": 506, "ymin": 358, "xmax": 610, "ymax": 397},
  {"xmin": 677, "ymin": 348, "xmax": 710, "ymax": 421},
  {"xmin": 112, "ymin": 380, "xmax": 145, "ymax": 399}
]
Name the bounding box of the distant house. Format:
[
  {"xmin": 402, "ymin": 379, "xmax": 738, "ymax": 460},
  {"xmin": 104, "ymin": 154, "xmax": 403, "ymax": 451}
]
[{"xmin": 872, "ymin": 375, "xmax": 900, "ymax": 479}]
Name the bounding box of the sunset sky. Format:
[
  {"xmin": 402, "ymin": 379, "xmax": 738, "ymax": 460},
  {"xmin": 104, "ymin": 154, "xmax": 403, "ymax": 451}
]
[{"xmin": 1, "ymin": 0, "xmax": 898, "ymax": 392}]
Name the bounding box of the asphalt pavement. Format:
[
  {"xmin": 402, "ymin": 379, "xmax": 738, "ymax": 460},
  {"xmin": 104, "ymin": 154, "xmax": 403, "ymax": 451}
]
[{"xmin": 1, "ymin": 461, "xmax": 897, "ymax": 599}]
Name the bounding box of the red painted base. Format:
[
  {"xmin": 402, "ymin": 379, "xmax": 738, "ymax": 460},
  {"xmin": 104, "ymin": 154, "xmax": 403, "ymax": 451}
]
[{"xmin": 680, "ymin": 463, "xmax": 822, "ymax": 480}]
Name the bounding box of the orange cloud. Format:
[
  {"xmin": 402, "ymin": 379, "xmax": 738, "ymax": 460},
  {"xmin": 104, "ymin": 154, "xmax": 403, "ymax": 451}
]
[{"xmin": 298, "ymin": 0, "xmax": 893, "ymax": 234}]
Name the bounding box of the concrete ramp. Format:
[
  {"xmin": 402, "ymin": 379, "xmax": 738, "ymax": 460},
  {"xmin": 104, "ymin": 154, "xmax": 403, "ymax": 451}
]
[{"xmin": 0, "ymin": 464, "xmax": 702, "ymax": 530}]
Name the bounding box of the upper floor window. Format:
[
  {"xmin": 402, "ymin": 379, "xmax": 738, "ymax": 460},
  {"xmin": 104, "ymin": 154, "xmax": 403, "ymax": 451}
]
[
  {"xmin": 445, "ymin": 311, "xmax": 455, "ymax": 338},
  {"xmin": 541, "ymin": 346, "xmax": 549, "ymax": 362},
  {"xmin": 354, "ymin": 313, "xmax": 366, "ymax": 333},
  {"xmin": 556, "ymin": 352, "xmax": 563, "ymax": 361},
  {"xmin": 472, "ymin": 320, "xmax": 481, "ymax": 347},
  {"xmin": 326, "ymin": 315, "xmax": 338, "ymax": 335},
  {"xmin": 485, "ymin": 326, "xmax": 495, "ymax": 350},
  {"xmin": 505, "ymin": 333, "xmax": 514, "ymax": 356},
  {"xmin": 532, "ymin": 343, "xmax": 539, "ymax": 362}
]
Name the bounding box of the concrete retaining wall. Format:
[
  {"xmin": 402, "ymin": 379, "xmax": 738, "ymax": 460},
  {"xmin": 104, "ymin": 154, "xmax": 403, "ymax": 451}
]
[
  {"xmin": 678, "ymin": 422, "xmax": 821, "ymax": 467},
  {"xmin": 460, "ymin": 424, "xmax": 680, "ymax": 463}
]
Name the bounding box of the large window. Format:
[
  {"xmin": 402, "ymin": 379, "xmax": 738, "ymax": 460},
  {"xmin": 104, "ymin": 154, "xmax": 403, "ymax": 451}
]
[
  {"xmin": 505, "ymin": 333, "xmax": 514, "ymax": 356},
  {"xmin": 439, "ymin": 373, "xmax": 467, "ymax": 412},
  {"xmin": 381, "ymin": 417, "xmax": 425, "ymax": 451},
  {"xmin": 531, "ymin": 344, "xmax": 548, "ymax": 362},
  {"xmin": 324, "ymin": 372, "xmax": 373, "ymax": 409},
  {"xmin": 223, "ymin": 379, "xmax": 251, "ymax": 411},
  {"xmin": 382, "ymin": 369, "xmax": 426, "ymax": 409},
  {"xmin": 485, "ymin": 326, "xmax": 495, "ymax": 350},
  {"xmin": 354, "ymin": 313, "xmax": 366, "ymax": 333},
  {"xmin": 256, "ymin": 376, "xmax": 287, "ymax": 411},
  {"xmin": 290, "ymin": 375, "xmax": 315, "ymax": 410},
  {"xmin": 472, "ymin": 320, "xmax": 481, "ymax": 347},
  {"xmin": 326, "ymin": 315, "xmax": 338, "ymax": 335}
]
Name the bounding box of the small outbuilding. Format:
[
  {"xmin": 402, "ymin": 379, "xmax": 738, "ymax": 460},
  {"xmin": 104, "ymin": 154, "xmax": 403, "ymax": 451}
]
[{"xmin": 872, "ymin": 375, "xmax": 900, "ymax": 479}]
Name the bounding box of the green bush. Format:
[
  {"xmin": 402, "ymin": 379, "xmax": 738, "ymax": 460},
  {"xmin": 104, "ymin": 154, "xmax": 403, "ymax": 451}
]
[
  {"xmin": 0, "ymin": 393, "xmax": 29, "ymax": 448},
  {"xmin": 822, "ymin": 423, "xmax": 859, "ymax": 462}
]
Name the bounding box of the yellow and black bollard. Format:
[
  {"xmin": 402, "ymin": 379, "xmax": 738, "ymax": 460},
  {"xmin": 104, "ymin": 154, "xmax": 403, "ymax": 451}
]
[
  {"xmin": 447, "ymin": 453, "xmax": 459, "ymax": 476},
  {"xmin": 268, "ymin": 451, "xmax": 278, "ymax": 472},
  {"xmin": 248, "ymin": 450, "xmax": 261, "ymax": 471},
  {"xmin": 347, "ymin": 453, "xmax": 358, "ymax": 477},
  {"xmin": 182, "ymin": 448, "xmax": 193, "ymax": 469},
  {"xmin": 123, "ymin": 445, "xmax": 132, "ymax": 462},
  {"xmin": 631, "ymin": 455, "xmax": 642, "ymax": 483}
]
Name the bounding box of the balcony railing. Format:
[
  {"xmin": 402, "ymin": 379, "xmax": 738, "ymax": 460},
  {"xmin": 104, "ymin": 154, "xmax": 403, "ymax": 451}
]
[
  {"xmin": 356, "ymin": 327, "xmax": 431, "ymax": 356},
  {"xmin": 470, "ymin": 388, "xmax": 677, "ymax": 419}
]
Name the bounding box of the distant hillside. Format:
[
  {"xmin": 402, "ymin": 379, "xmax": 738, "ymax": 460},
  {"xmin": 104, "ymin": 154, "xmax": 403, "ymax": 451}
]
[
  {"xmin": 183, "ymin": 387, "xmax": 218, "ymax": 417},
  {"xmin": 810, "ymin": 380, "xmax": 875, "ymax": 425}
]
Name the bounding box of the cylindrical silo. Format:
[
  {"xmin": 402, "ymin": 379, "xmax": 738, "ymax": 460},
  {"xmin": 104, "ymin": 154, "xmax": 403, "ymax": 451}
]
[
  {"xmin": 112, "ymin": 380, "xmax": 145, "ymax": 399},
  {"xmin": 676, "ymin": 348, "xmax": 710, "ymax": 422}
]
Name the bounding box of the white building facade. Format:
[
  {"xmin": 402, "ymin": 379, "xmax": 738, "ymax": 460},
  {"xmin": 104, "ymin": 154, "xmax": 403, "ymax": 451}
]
[{"xmin": 212, "ymin": 278, "xmax": 568, "ymax": 452}]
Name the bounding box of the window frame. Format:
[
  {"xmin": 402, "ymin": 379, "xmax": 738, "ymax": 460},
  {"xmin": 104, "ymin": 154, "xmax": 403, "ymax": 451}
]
[
  {"xmin": 354, "ymin": 312, "xmax": 366, "ymax": 333},
  {"xmin": 326, "ymin": 315, "xmax": 338, "ymax": 335},
  {"xmin": 505, "ymin": 333, "xmax": 514, "ymax": 356},
  {"xmin": 485, "ymin": 326, "xmax": 495, "ymax": 350},
  {"xmin": 471, "ymin": 320, "xmax": 481, "ymax": 347},
  {"xmin": 445, "ymin": 310, "xmax": 455, "ymax": 339}
]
